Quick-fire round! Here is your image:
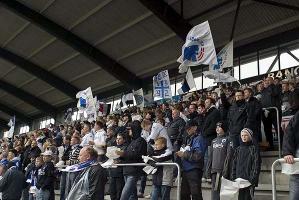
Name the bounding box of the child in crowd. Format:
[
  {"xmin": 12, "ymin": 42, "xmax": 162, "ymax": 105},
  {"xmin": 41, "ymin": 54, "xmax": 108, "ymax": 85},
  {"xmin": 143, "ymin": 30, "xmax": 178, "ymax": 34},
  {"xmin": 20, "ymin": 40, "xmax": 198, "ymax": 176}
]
[
  {"xmin": 231, "ymin": 128, "xmax": 261, "ymax": 200},
  {"xmin": 36, "ymin": 151, "xmax": 55, "ymax": 200},
  {"xmin": 208, "ymin": 121, "xmax": 233, "ymax": 200},
  {"xmin": 28, "ymin": 156, "xmax": 44, "ymax": 200},
  {"xmin": 149, "ymin": 137, "xmax": 173, "ymax": 200},
  {"xmin": 109, "ymin": 133, "xmax": 127, "ymax": 200}
]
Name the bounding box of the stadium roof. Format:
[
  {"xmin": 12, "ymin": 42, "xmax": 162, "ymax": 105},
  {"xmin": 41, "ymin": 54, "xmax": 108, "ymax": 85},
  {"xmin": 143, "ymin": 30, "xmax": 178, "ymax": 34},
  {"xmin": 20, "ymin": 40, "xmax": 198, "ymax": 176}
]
[{"xmin": 0, "ymin": 0, "xmax": 298, "ymax": 126}]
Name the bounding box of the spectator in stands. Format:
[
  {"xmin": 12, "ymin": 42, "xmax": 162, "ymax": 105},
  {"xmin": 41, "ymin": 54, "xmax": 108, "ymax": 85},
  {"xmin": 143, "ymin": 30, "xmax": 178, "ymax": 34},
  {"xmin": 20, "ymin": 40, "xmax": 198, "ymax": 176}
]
[
  {"xmin": 0, "ymin": 161, "xmax": 26, "ymax": 200},
  {"xmin": 176, "ymin": 120, "xmax": 206, "ymax": 200},
  {"xmin": 289, "ymin": 82, "xmax": 299, "ymax": 115},
  {"xmin": 261, "ymin": 76, "xmax": 282, "ymax": 149},
  {"xmin": 161, "ymin": 102, "xmax": 173, "ymax": 124},
  {"xmin": 36, "ymin": 150, "xmax": 55, "ymax": 200},
  {"xmin": 80, "ymin": 122, "xmax": 94, "ymax": 147},
  {"xmin": 109, "ymin": 133, "xmax": 127, "ymax": 200},
  {"xmin": 187, "ymin": 104, "xmax": 199, "ymax": 120},
  {"xmin": 227, "ymin": 90, "xmax": 248, "ymax": 147},
  {"xmin": 90, "ymin": 121, "xmax": 107, "ymax": 162},
  {"xmin": 167, "ymin": 108, "xmax": 186, "ymax": 151},
  {"xmin": 208, "ymin": 121, "xmax": 232, "ymax": 200},
  {"xmin": 231, "ymin": 128, "xmax": 260, "ymax": 200},
  {"xmin": 149, "ymin": 137, "xmax": 173, "ymax": 200},
  {"xmin": 28, "ymin": 156, "xmax": 43, "ymax": 200},
  {"xmin": 106, "ymin": 127, "xmax": 117, "ymax": 147},
  {"xmin": 244, "ymin": 88, "xmax": 263, "ymax": 142},
  {"xmin": 67, "ymin": 146, "xmax": 107, "ymax": 200},
  {"xmin": 281, "ymin": 81, "xmax": 292, "ymax": 116},
  {"xmin": 117, "ymin": 120, "xmax": 147, "ymax": 200},
  {"xmin": 283, "ymin": 110, "xmax": 299, "ymax": 200},
  {"xmin": 195, "ymin": 103, "xmax": 206, "ymax": 133}
]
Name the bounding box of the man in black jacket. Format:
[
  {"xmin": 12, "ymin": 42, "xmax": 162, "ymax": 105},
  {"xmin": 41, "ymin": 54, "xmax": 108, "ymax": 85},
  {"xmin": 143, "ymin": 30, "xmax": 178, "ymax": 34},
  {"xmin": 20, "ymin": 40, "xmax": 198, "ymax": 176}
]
[
  {"xmin": 244, "ymin": 88, "xmax": 263, "ymax": 143},
  {"xmin": 261, "ymin": 77, "xmax": 282, "ymax": 149},
  {"xmin": 66, "ymin": 146, "xmax": 107, "ymax": 200},
  {"xmin": 283, "ymin": 110, "xmax": 299, "ymax": 200},
  {"xmin": 227, "ymin": 90, "xmax": 247, "ymax": 147},
  {"xmin": 167, "ymin": 108, "xmax": 186, "ymax": 150},
  {"xmin": 116, "ymin": 120, "xmax": 147, "ymax": 200},
  {"xmin": 22, "ymin": 139, "xmax": 41, "ymax": 170},
  {"xmin": 0, "ymin": 161, "xmax": 26, "ymax": 200}
]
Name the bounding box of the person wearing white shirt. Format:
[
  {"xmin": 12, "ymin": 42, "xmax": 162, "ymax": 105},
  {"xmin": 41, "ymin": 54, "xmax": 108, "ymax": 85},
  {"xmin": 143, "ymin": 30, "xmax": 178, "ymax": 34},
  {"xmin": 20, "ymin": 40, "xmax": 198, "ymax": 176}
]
[
  {"xmin": 89, "ymin": 121, "xmax": 107, "ymax": 162},
  {"xmin": 80, "ymin": 122, "xmax": 94, "ymax": 147}
]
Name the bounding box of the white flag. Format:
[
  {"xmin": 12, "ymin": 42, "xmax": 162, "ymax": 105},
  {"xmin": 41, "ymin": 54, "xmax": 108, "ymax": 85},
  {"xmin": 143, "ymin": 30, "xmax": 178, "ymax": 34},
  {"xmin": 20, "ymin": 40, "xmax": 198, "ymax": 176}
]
[
  {"xmin": 203, "ymin": 70, "xmax": 240, "ymax": 85},
  {"xmin": 177, "ymin": 67, "xmax": 196, "ymax": 95},
  {"xmin": 7, "ymin": 116, "xmax": 15, "ymax": 138},
  {"xmin": 177, "ymin": 21, "xmax": 218, "ymax": 73},
  {"xmin": 133, "ymin": 88, "xmax": 144, "ymax": 109},
  {"xmin": 210, "ymin": 40, "xmax": 233, "ymax": 72},
  {"xmin": 76, "ymin": 87, "xmax": 96, "ymax": 115},
  {"xmin": 153, "ymin": 70, "xmax": 172, "ymax": 100}
]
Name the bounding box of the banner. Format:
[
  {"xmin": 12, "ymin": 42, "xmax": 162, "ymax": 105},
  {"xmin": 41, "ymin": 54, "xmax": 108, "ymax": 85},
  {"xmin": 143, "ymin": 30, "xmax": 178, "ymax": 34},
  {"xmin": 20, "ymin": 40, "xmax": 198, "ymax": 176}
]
[
  {"xmin": 178, "ymin": 67, "xmax": 196, "ymax": 95},
  {"xmin": 210, "ymin": 40, "xmax": 233, "ymax": 72},
  {"xmin": 133, "ymin": 88, "xmax": 144, "ymax": 109},
  {"xmin": 76, "ymin": 87, "xmax": 96, "ymax": 115},
  {"xmin": 153, "ymin": 70, "xmax": 172, "ymax": 99},
  {"xmin": 121, "ymin": 93, "xmax": 134, "ymax": 107},
  {"xmin": 177, "ymin": 21, "xmax": 218, "ymax": 73},
  {"xmin": 64, "ymin": 108, "xmax": 73, "ymax": 124}
]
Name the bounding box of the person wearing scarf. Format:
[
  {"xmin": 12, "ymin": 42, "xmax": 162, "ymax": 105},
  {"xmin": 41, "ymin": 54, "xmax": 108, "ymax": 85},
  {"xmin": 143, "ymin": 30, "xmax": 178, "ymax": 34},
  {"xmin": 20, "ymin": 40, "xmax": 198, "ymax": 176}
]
[{"xmin": 66, "ymin": 146, "xmax": 107, "ymax": 200}]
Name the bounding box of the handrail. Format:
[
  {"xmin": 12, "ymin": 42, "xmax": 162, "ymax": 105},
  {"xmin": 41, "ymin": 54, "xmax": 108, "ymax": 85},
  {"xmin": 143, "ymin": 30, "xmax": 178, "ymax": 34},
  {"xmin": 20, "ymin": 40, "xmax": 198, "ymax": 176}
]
[
  {"xmin": 271, "ymin": 158, "xmax": 299, "ymax": 200},
  {"xmin": 113, "ymin": 162, "xmax": 181, "ymax": 200},
  {"xmin": 263, "ymin": 107, "xmax": 281, "ymax": 157}
]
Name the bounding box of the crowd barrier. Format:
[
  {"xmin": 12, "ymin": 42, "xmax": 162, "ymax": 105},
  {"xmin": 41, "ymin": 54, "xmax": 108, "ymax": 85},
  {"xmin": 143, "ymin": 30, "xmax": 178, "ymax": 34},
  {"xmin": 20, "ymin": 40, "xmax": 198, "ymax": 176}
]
[
  {"xmin": 263, "ymin": 107, "xmax": 281, "ymax": 157},
  {"xmin": 113, "ymin": 162, "xmax": 181, "ymax": 200},
  {"xmin": 271, "ymin": 158, "xmax": 299, "ymax": 200}
]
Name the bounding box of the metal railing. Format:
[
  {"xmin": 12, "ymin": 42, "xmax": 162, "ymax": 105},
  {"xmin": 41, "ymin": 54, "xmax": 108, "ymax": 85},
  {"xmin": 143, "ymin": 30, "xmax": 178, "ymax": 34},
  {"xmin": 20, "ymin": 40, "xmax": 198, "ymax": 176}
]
[
  {"xmin": 263, "ymin": 107, "xmax": 281, "ymax": 157},
  {"xmin": 112, "ymin": 162, "xmax": 181, "ymax": 200},
  {"xmin": 271, "ymin": 158, "xmax": 299, "ymax": 200}
]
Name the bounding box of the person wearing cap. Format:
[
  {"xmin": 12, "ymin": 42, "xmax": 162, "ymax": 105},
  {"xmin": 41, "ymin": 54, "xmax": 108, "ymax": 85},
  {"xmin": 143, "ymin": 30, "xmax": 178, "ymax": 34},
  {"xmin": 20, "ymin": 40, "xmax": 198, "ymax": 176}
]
[
  {"xmin": 231, "ymin": 128, "xmax": 261, "ymax": 200},
  {"xmin": 35, "ymin": 150, "xmax": 55, "ymax": 200},
  {"xmin": 176, "ymin": 120, "xmax": 207, "ymax": 200},
  {"xmin": 207, "ymin": 121, "xmax": 233, "ymax": 200},
  {"xmin": 0, "ymin": 161, "xmax": 26, "ymax": 200}
]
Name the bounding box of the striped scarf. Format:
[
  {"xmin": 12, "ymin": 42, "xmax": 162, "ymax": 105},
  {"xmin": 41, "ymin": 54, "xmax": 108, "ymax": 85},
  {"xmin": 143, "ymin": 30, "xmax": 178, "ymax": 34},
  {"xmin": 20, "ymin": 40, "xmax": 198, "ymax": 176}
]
[{"xmin": 62, "ymin": 159, "xmax": 97, "ymax": 172}]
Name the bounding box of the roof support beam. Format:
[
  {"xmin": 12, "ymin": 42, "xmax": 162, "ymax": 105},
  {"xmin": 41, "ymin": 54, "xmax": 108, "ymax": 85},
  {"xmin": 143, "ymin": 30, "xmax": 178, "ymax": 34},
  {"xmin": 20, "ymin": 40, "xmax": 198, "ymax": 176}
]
[
  {"xmin": 0, "ymin": 103, "xmax": 32, "ymax": 124},
  {"xmin": 0, "ymin": 0, "xmax": 142, "ymax": 89},
  {"xmin": 253, "ymin": 0, "xmax": 299, "ymax": 12},
  {"xmin": 0, "ymin": 80, "xmax": 57, "ymax": 114},
  {"xmin": 0, "ymin": 48, "xmax": 79, "ymax": 99},
  {"xmin": 139, "ymin": 0, "xmax": 192, "ymax": 40},
  {"xmin": 230, "ymin": 0, "xmax": 242, "ymax": 40}
]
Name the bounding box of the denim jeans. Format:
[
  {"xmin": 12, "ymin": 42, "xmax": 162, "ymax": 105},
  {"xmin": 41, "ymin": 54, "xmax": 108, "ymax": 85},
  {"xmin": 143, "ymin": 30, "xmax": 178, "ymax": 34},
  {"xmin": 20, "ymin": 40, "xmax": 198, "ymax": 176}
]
[
  {"xmin": 60, "ymin": 172, "xmax": 67, "ymax": 200},
  {"xmin": 120, "ymin": 176, "xmax": 139, "ymax": 200},
  {"xmin": 151, "ymin": 185, "xmax": 171, "ymax": 200},
  {"xmin": 289, "ymin": 174, "xmax": 299, "ymax": 200},
  {"xmin": 139, "ymin": 175, "xmax": 147, "ymax": 194},
  {"xmin": 36, "ymin": 189, "xmax": 50, "ymax": 200},
  {"xmin": 110, "ymin": 177, "xmax": 125, "ymax": 200}
]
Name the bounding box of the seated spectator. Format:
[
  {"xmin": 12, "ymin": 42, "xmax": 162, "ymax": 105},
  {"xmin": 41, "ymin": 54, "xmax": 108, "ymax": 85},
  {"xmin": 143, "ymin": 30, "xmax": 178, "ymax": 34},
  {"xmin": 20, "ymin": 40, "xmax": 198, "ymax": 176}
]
[
  {"xmin": 67, "ymin": 147, "xmax": 107, "ymax": 200},
  {"xmin": 231, "ymin": 128, "xmax": 261, "ymax": 200},
  {"xmin": 176, "ymin": 120, "xmax": 207, "ymax": 200},
  {"xmin": 149, "ymin": 137, "xmax": 173, "ymax": 200}
]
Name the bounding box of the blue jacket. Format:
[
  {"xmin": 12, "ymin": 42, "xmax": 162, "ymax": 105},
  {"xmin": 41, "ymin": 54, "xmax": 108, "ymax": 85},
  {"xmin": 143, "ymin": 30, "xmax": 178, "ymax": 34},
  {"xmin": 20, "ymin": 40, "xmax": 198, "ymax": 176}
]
[{"xmin": 181, "ymin": 134, "xmax": 207, "ymax": 171}]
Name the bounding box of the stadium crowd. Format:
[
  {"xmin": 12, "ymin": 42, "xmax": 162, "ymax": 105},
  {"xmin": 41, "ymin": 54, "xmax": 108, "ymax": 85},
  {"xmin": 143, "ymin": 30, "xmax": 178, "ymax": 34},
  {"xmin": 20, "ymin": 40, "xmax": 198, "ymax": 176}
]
[{"xmin": 0, "ymin": 76, "xmax": 298, "ymax": 200}]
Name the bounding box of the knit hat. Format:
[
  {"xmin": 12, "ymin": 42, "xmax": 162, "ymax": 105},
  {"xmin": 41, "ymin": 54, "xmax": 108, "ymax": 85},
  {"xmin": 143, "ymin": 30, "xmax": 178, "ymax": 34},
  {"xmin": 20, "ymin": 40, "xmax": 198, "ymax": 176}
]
[
  {"xmin": 216, "ymin": 121, "xmax": 228, "ymax": 133},
  {"xmin": 241, "ymin": 128, "xmax": 253, "ymax": 139}
]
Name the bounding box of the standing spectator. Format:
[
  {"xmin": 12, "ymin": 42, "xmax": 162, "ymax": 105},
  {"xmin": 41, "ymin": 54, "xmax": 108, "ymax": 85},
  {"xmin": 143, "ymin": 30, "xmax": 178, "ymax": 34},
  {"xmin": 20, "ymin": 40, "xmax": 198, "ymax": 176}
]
[
  {"xmin": 176, "ymin": 120, "xmax": 207, "ymax": 200},
  {"xmin": 281, "ymin": 81, "xmax": 292, "ymax": 116},
  {"xmin": 23, "ymin": 140, "xmax": 41, "ymax": 171},
  {"xmin": 231, "ymin": 128, "xmax": 260, "ymax": 200},
  {"xmin": 117, "ymin": 121, "xmax": 147, "ymax": 200},
  {"xmin": 109, "ymin": 133, "xmax": 127, "ymax": 200},
  {"xmin": 227, "ymin": 90, "xmax": 247, "ymax": 147},
  {"xmin": 106, "ymin": 127, "xmax": 117, "ymax": 147},
  {"xmin": 187, "ymin": 104, "xmax": 199, "ymax": 120},
  {"xmin": 0, "ymin": 161, "xmax": 26, "ymax": 200},
  {"xmin": 90, "ymin": 121, "xmax": 107, "ymax": 162},
  {"xmin": 167, "ymin": 108, "xmax": 186, "ymax": 151},
  {"xmin": 36, "ymin": 151, "xmax": 55, "ymax": 200},
  {"xmin": 261, "ymin": 77, "xmax": 282, "ymax": 149},
  {"xmin": 244, "ymin": 88, "xmax": 263, "ymax": 143},
  {"xmin": 283, "ymin": 110, "xmax": 299, "ymax": 200},
  {"xmin": 80, "ymin": 122, "xmax": 94, "ymax": 147},
  {"xmin": 67, "ymin": 147, "xmax": 107, "ymax": 200}
]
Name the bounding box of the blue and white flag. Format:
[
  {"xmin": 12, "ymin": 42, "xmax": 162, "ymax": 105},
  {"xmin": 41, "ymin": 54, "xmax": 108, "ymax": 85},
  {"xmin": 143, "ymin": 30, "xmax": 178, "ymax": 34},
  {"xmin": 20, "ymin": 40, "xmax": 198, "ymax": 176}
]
[
  {"xmin": 177, "ymin": 68, "xmax": 196, "ymax": 95},
  {"xmin": 6, "ymin": 116, "xmax": 15, "ymax": 138},
  {"xmin": 203, "ymin": 70, "xmax": 240, "ymax": 85},
  {"xmin": 210, "ymin": 40, "xmax": 233, "ymax": 72},
  {"xmin": 62, "ymin": 159, "xmax": 97, "ymax": 173},
  {"xmin": 153, "ymin": 70, "xmax": 172, "ymax": 100},
  {"xmin": 76, "ymin": 87, "xmax": 96, "ymax": 115},
  {"xmin": 133, "ymin": 88, "xmax": 144, "ymax": 109},
  {"xmin": 177, "ymin": 21, "xmax": 218, "ymax": 73}
]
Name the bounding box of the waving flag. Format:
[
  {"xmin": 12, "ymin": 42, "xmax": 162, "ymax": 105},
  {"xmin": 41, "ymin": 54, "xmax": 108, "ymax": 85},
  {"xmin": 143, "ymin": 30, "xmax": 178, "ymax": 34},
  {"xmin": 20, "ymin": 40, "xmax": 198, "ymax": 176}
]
[
  {"xmin": 153, "ymin": 70, "xmax": 172, "ymax": 100},
  {"xmin": 178, "ymin": 68, "xmax": 196, "ymax": 95},
  {"xmin": 76, "ymin": 87, "xmax": 96, "ymax": 115},
  {"xmin": 6, "ymin": 116, "xmax": 15, "ymax": 138},
  {"xmin": 177, "ymin": 21, "xmax": 217, "ymax": 73},
  {"xmin": 210, "ymin": 40, "xmax": 233, "ymax": 72},
  {"xmin": 203, "ymin": 70, "xmax": 240, "ymax": 85},
  {"xmin": 133, "ymin": 88, "xmax": 144, "ymax": 109}
]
